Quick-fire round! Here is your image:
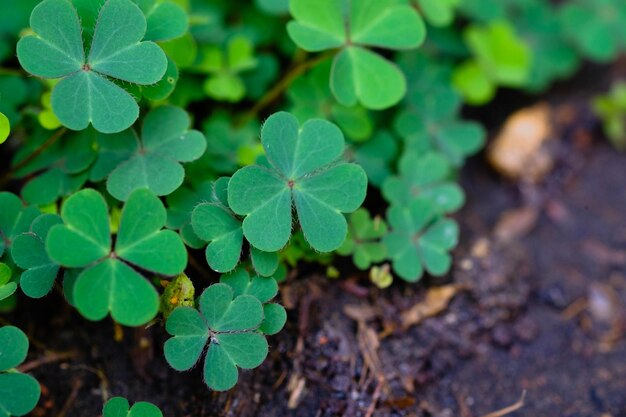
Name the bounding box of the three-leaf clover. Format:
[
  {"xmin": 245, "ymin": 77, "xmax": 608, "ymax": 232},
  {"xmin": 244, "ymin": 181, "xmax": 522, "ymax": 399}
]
[
  {"xmin": 0, "ymin": 326, "xmax": 41, "ymax": 417},
  {"xmin": 17, "ymin": 0, "xmax": 168, "ymax": 133},
  {"xmin": 196, "ymin": 36, "xmax": 258, "ymax": 102},
  {"xmin": 383, "ymin": 198, "xmax": 459, "ymax": 282},
  {"xmin": 106, "ymin": 106, "xmax": 207, "ymax": 201},
  {"xmin": 164, "ymin": 283, "xmax": 268, "ymax": 391},
  {"xmin": 287, "ymin": 0, "xmax": 426, "ymax": 109},
  {"xmin": 103, "ymin": 397, "xmax": 162, "ymax": 417},
  {"xmin": 12, "ymin": 214, "xmax": 62, "ymax": 299},
  {"xmin": 46, "ymin": 188, "xmax": 187, "ymax": 325},
  {"xmin": 382, "ymin": 152, "xmax": 465, "ymax": 212},
  {"xmin": 227, "ymin": 111, "xmax": 367, "ymax": 252},
  {"xmin": 337, "ymin": 208, "xmax": 388, "ymax": 270}
]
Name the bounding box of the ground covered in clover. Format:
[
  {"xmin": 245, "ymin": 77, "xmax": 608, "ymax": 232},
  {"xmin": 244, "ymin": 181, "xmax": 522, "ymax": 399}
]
[{"xmin": 7, "ymin": 62, "xmax": 626, "ymax": 417}]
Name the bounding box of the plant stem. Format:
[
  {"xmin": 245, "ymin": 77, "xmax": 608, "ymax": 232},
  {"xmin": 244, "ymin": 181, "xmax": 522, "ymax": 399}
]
[
  {"xmin": 236, "ymin": 50, "xmax": 337, "ymax": 126},
  {"xmin": 0, "ymin": 127, "xmax": 67, "ymax": 187}
]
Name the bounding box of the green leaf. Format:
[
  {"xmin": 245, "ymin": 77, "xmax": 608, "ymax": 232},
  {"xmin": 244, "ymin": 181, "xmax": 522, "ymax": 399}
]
[
  {"xmin": 135, "ymin": 0, "xmax": 189, "ymax": 41},
  {"xmin": 286, "ymin": 0, "xmax": 346, "ymax": 52},
  {"xmin": 220, "ymin": 269, "xmax": 278, "ymax": 303},
  {"xmin": 337, "ymin": 208, "xmax": 387, "ymax": 270},
  {"xmin": 350, "ymin": 1, "xmax": 425, "ymax": 49},
  {"xmin": 228, "ymin": 112, "xmax": 367, "ymax": 252},
  {"xmin": 0, "ymin": 193, "xmax": 40, "ymax": 260},
  {"xmin": 103, "ymin": 397, "xmax": 163, "ymax": 417},
  {"xmin": 0, "ymin": 326, "xmax": 40, "ymax": 417},
  {"xmin": 331, "ymin": 46, "xmax": 406, "ymax": 110},
  {"xmin": 165, "ymin": 284, "xmax": 268, "ymax": 391},
  {"xmin": 46, "ymin": 189, "xmax": 184, "ymax": 325},
  {"xmin": 250, "ymin": 247, "xmax": 279, "ymax": 277},
  {"xmin": 0, "ymin": 112, "xmax": 9, "ymax": 144},
  {"xmin": 107, "ymin": 106, "xmax": 206, "ymax": 200},
  {"xmin": 46, "ymin": 189, "xmax": 111, "ymax": 268},
  {"xmin": 0, "ymin": 326, "xmax": 28, "ymax": 371},
  {"xmin": 0, "ymin": 373, "xmax": 41, "ymax": 417},
  {"xmin": 383, "ymin": 199, "xmax": 459, "ymax": 282},
  {"xmin": 116, "ymin": 188, "xmax": 187, "ymax": 274},
  {"xmin": 17, "ymin": 0, "xmax": 168, "ymax": 133},
  {"xmin": 416, "ymin": 0, "xmax": 459, "ymax": 27},
  {"xmin": 12, "ymin": 214, "xmax": 62, "ymax": 298},
  {"xmin": 74, "ymin": 258, "xmax": 159, "ymax": 325},
  {"xmin": 191, "ymin": 203, "xmax": 243, "ymax": 273},
  {"xmin": 382, "ymin": 152, "xmax": 465, "ymax": 212},
  {"xmin": 259, "ymin": 303, "xmax": 287, "ymax": 335}
]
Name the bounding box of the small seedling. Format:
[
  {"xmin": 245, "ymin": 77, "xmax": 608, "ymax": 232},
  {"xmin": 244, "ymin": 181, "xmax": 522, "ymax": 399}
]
[
  {"xmin": 103, "ymin": 397, "xmax": 162, "ymax": 417},
  {"xmin": 0, "ymin": 326, "xmax": 41, "ymax": 417}
]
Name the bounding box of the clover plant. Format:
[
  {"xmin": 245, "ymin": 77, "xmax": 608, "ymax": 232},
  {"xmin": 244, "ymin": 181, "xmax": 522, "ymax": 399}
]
[
  {"xmin": 46, "ymin": 188, "xmax": 187, "ymax": 325},
  {"xmin": 287, "ymin": 0, "xmax": 426, "ymax": 109},
  {"xmin": 228, "ymin": 111, "xmax": 367, "ymax": 252},
  {"xmin": 1, "ymin": 0, "xmax": 624, "ymax": 405},
  {"xmin": 164, "ymin": 280, "xmax": 281, "ymax": 391},
  {"xmin": 17, "ymin": 0, "xmax": 168, "ymax": 133},
  {"xmin": 0, "ymin": 326, "xmax": 41, "ymax": 417},
  {"xmin": 103, "ymin": 397, "xmax": 162, "ymax": 417}
]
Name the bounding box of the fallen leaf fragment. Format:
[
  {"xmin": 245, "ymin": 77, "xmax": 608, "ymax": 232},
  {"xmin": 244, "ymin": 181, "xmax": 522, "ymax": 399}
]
[
  {"xmin": 401, "ymin": 285, "xmax": 463, "ymax": 329},
  {"xmin": 488, "ymin": 102, "xmax": 553, "ymax": 182}
]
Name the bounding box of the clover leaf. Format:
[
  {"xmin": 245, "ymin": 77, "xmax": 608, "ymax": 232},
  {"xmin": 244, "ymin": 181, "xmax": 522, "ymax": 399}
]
[
  {"xmin": 337, "ymin": 208, "xmax": 388, "ymax": 270},
  {"xmin": 46, "ymin": 188, "xmax": 187, "ymax": 325},
  {"xmin": 19, "ymin": 129, "xmax": 98, "ymax": 205},
  {"xmin": 593, "ymin": 82, "xmax": 626, "ymax": 151},
  {"xmin": 558, "ymin": 0, "xmax": 626, "ymax": 63},
  {"xmin": 220, "ymin": 268, "xmax": 286, "ymax": 335},
  {"xmin": 452, "ymin": 21, "xmax": 531, "ymax": 104},
  {"xmin": 287, "ymin": 0, "xmax": 425, "ymax": 109},
  {"xmin": 382, "ymin": 152, "xmax": 465, "ymax": 212},
  {"xmin": 383, "ymin": 199, "xmax": 459, "ymax": 282},
  {"xmin": 352, "ymin": 130, "xmax": 399, "ymax": 188},
  {"xmin": 12, "ymin": 214, "xmax": 62, "ymax": 299},
  {"xmin": 166, "ymin": 181, "xmax": 216, "ymax": 248},
  {"xmin": 0, "ymin": 326, "xmax": 41, "ymax": 417},
  {"xmin": 287, "ymin": 60, "xmax": 373, "ymax": 142},
  {"xmin": 227, "ymin": 111, "xmax": 367, "ymax": 252},
  {"xmin": 132, "ymin": 0, "xmax": 189, "ymax": 42},
  {"xmin": 0, "ymin": 263, "xmax": 17, "ymax": 302},
  {"xmin": 17, "ymin": 0, "xmax": 168, "ymax": 133},
  {"xmin": 106, "ymin": 106, "xmax": 207, "ymax": 201},
  {"xmin": 413, "ymin": 0, "xmax": 460, "ymax": 27},
  {"xmin": 196, "ymin": 36, "xmax": 258, "ymax": 102},
  {"xmin": 164, "ymin": 283, "xmax": 268, "ymax": 391},
  {"xmin": 0, "ymin": 112, "xmax": 8, "ymax": 145},
  {"xmin": 103, "ymin": 397, "xmax": 162, "ymax": 417},
  {"xmin": 0, "ymin": 193, "xmax": 40, "ymax": 262},
  {"xmin": 394, "ymin": 60, "xmax": 485, "ymax": 166},
  {"xmin": 192, "ymin": 202, "xmax": 243, "ymax": 273}
]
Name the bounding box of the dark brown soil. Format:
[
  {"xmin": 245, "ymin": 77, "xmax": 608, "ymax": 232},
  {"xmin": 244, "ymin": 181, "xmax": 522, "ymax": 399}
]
[{"xmin": 7, "ymin": 92, "xmax": 626, "ymax": 417}]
